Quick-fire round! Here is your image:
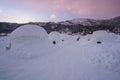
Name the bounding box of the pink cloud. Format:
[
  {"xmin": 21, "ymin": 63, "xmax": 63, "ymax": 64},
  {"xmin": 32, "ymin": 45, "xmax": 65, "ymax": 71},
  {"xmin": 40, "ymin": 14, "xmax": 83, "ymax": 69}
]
[{"xmin": 12, "ymin": 0, "xmax": 120, "ymax": 18}]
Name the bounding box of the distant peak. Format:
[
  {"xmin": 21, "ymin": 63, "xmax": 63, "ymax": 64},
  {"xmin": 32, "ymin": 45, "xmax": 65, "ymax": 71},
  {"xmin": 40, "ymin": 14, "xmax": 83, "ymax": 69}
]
[{"xmin": 112, "ymin": 16, "xmax": 120, "ymax": 20}]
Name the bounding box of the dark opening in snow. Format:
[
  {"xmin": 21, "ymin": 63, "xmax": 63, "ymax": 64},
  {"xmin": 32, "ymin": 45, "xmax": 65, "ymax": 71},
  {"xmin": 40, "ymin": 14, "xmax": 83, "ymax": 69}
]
[
  {"xmin": 97, "ymin": 41, "xmax": 102, "ymax": 44},
  {"xmin": 77, "ymin": 37, "xmax": 80, "ymax": 41},
  {"xmin": 53, "ymin": 41, "xmax": 56, "ymax": 44}
]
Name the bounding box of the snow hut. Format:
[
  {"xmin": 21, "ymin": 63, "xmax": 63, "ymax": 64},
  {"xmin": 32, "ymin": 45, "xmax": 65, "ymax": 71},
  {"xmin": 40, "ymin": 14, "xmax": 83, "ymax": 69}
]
[
  {"xmin": 10, "ymin": 24, "xmax": 48, "ymax": 49},
  {"xmin": 90, "ymin": 30, "xmax": 112, "ymax": 43},
  {"xmin": 48, "ymin": 31, "xmax": 61, "ymax": 44}
]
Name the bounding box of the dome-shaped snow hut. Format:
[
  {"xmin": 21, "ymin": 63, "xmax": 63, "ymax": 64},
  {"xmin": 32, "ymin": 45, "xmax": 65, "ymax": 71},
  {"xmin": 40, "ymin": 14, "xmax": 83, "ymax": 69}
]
[
  {"xmin": 48, "ymin": 31, "xmax": 61, "ymax": 44},
  {"xmin": 10, "ymin": 24, "xmax": 48, "ymax": 49},
  {"xmin": 90, "ymin": 30, "xmax": 112, "ymax": 43}
]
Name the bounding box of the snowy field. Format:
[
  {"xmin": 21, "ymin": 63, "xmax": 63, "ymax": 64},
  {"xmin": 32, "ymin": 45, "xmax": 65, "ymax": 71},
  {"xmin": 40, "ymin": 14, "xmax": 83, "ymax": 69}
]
[{"xmin": 0, "ymin": 25, "xmax": 120, "ymax": 80}]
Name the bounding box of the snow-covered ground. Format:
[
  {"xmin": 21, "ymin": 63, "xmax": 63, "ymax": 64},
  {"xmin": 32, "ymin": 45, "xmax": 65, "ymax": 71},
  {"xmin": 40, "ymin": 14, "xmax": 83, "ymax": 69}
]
[{"xmin": 0, "ymin": 25, "xmax": 120, "ymax": 80}]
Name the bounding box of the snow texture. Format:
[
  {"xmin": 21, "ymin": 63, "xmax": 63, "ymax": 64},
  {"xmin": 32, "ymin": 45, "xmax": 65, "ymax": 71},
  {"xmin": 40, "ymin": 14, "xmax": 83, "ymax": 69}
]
[{"xmin": 0, "ymin": 28, "xmax": 120, "ymax": 80}]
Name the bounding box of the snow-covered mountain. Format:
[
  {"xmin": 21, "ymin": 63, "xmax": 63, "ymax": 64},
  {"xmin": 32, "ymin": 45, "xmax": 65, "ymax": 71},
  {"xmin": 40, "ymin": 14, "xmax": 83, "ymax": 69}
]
[
  {"xmin": 60, "ymin": 16, "xmax": 120, "ymax": 26},
  {"xmin": 59, "ymin": 18, "xmax": 102, "ymax": 26}
]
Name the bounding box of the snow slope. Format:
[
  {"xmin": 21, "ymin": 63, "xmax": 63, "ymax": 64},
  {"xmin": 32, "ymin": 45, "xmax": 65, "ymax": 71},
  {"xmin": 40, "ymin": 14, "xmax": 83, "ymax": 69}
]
[{"xmin": 0, "ymin": 29, "xmax": 120, "ymax": 80}]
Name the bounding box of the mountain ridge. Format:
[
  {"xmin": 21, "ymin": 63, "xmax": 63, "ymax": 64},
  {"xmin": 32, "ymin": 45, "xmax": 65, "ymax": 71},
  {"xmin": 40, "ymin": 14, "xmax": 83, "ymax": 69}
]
[{"xmin": 0, "ymin": 16, "xmax": 120, "ymax": 35}]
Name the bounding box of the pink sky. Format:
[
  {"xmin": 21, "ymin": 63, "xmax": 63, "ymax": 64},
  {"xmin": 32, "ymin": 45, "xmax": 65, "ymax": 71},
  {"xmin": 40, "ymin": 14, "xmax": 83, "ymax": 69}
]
[
  {"xmin": 0, "ymin": 0, "xmax": 120, "ymax": 23},
  {"xmin": 13, "ymin": 0, "xmax": 120, "ymax": 16}
]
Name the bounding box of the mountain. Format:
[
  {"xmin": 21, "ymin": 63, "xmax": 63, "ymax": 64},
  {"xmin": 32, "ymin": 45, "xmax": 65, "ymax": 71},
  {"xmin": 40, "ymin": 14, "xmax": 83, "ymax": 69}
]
[
  {"xmin": 59, "ymin": 18, "xmax": 102, "ymax": 26},
  {"xmin": 0, "ymin": 16, "xmax": 120, "ymax": 35}
]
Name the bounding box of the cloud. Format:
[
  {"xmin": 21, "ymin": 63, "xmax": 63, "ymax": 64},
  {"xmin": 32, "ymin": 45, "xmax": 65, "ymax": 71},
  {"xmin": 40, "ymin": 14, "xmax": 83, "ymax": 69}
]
[
  {"xmin": 4, "ymin": 11, "xmax": 42, "ymax": 23},
  {"xmin": 0, "ymin": 9, "xmax": 3, "ymax": 13},
  {"xmin": 12, "ymin": 0, "xmax": 120, "ymax": 18}
]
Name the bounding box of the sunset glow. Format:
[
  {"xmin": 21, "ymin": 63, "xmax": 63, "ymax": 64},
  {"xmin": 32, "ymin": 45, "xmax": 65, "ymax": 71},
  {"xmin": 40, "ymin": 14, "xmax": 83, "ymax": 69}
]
[{"xmin": 0, "ymin": 0, "xmax": 120, "ymax": 23}]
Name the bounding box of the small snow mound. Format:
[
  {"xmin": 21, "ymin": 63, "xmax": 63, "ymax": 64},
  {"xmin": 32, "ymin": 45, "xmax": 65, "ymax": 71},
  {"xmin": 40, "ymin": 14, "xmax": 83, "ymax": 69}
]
[
  {"xmin": 90, "ymin": 30, "xmax": 115, "ymax": 43},
  {"xmin": 48, "ymin": 31, "xmax": 61, "ymax": 44}
]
